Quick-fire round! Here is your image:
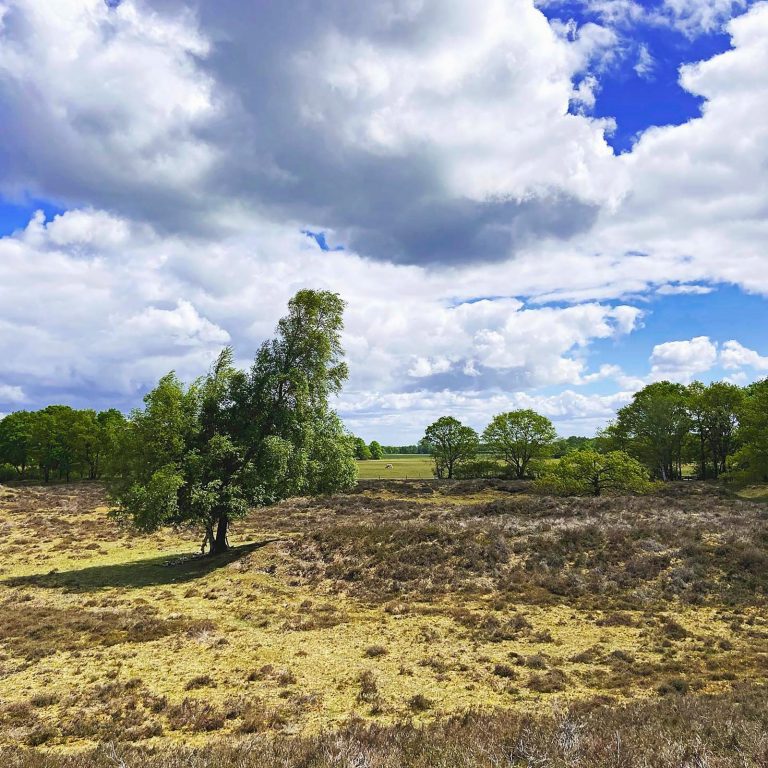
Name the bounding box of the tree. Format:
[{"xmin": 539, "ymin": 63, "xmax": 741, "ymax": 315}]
[
  {"xmin": 368, "ymin": 440, "xmax": 384, "ymax": 460},
  {"xmin": 551, "ymin": 435, "xmax": 595, "ymax": 458},
  {"xmin": 482, "ymin": 409, "xmax": 557, "ymax": 479},
  {"xmin": 0, "ymin": 411, "xmax": 34, "ymax": 478},
  {"xmin": 353, "ymin": 437, "xmax": 372, "ymax": 460},
  {"xmin": 614, "ymin": 382, "xmax": 690, "ymax": 480},
  {"xmin": 686, "ymin": 381, "xmax": 742, "ymax": 479},
  {"xmin": 732, "ymin": 379, "xmax": 768, "ymax": 482},
  {"xmin": 536, "ymin": 449, "xmax": 651, "ymax": 497},
  {"xmin": 112, "ymin": 290, "xmax": 357, "ymax": 555},
  {"xmin": 423, "ymin": 416, "xmax": 479, "ymax": 479}
]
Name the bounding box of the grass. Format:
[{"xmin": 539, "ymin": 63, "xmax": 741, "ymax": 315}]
[
  {"xmin": 356, "ymin": 455, "xmax": 434, "ymax": 479},
  {"xmin": 0, "ymin": 479, "xmax": 766, "ymax": 760}
]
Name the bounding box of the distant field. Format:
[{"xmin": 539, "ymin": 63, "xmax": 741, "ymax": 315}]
[{"xmin": 356, "ymin": 455, "xmax": 434, "ymax": 479}]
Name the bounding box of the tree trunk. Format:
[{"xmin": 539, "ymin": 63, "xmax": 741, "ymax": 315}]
[{"xmin": 209, "ymin": 515, "xmax": 229, "ymax": 555}]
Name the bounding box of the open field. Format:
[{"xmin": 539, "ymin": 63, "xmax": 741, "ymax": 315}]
[
  {"xmin": 0, "ymin": 480, "xmax": 767, "ymax": 765},
  {"xmin": 356, "ymin": 455, "xmax": 434, "ymax": 479}
]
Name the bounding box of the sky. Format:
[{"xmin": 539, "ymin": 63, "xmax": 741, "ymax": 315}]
[{"xmin": 0, "ymin": 0, "xmax": 767, "ymax": 443}]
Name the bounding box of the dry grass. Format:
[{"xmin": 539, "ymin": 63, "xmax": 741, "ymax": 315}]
[{"xmin": 0, "ymin": 479, "xmax": 766, "ymax": 760}]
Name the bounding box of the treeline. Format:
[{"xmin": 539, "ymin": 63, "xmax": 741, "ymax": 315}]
[
  {"xmin": 600, "ymin": 380, "xmax": 768, "ymax": 482},
  {"xmin": 0, "ymin": 406, "xmax": 126, "ymax": 483},
  {"xmin": 380, "ymin": 443, "xmax": 431, "ymax": 455},
  {"xmin": 2, "ymin": 378, "xmax": 766, "ymax": 488},
  {"xmin": 421, "ymin": 379, "xmax": 768, "ymax": 486}
]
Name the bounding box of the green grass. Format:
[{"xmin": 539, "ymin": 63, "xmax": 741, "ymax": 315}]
[
  {"xmin": 736, "ymin": 483, "xmax": 768, "ymax": 502},
  {"xmin": 356, "ymin": 455, "xmax": 434, "ymax": 479}
]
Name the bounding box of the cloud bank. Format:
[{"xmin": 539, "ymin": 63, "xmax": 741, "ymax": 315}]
[{"xmin": 0, "ymin": 0, "xmax": 766, "ymax": 439}]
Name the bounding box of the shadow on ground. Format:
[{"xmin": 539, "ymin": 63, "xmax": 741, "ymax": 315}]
[{"xmin": 3, "ymin": 540, "xmax": 280, "ymax": 592}]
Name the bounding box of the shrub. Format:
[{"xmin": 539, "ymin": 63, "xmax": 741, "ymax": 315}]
[
  {"xmin": 184, "ymin": 675, "xmax": 216, "ymax": 691},
  {"xmin": 364, "ymin": 645, "xmax": 388, "ymax": 658},
  {"xmin": 408, "ymin": 693, "xmax": 433, "ymax": 712}
]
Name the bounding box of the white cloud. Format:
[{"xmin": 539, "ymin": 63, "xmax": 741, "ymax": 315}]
[
  {"xmin": 0, "ymin": 384, "xmax": 25, "ymax": 405},
  {"xmin": 656, "ymin": 283, "xmax": 714, "ymax": 295},
  {"xmin": 720, "ymin": 340, "xmax": 768, "ymax": 371},
  {"xmin": 634, "ymin": 43, "xmax": 655, "ymax": 78},
  {"xmin": 340, "ymin": 387, "xmax": 635, "ymax": 440},
  {"xmin": 661, "ymin": 0, "xmax": 748, "ymax": 36},
  {"xmin": 649, "ymin": 336, "xmax": 719, "ymax": 382},
  {"xmin": 0, "ymin": 0, "xmax": 218, "ymax": 219},
  {"xmin": 0, "ymin": 1, "xmax": 767, "ymax": 441}
]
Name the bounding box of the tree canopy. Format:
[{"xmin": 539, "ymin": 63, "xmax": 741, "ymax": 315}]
[
  {"xmin": 110, "ymin": 290, "xmax": 357, "ymax": 555},
  {"xmin": 536, "ymin": 449, "xmax": 651, "ymax": 497},
  {"xmin": 423, "ymin": 416, "xmax": 479, "ymax": 479},
  {"xmin": 482, "ymin": 409, "xmax": 557, "ymax": 478}
]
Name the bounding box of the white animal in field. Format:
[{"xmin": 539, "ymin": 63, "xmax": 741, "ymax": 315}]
[{"xmin": 385, "ymin": 463, "xmax": 393, "ymax": 469}]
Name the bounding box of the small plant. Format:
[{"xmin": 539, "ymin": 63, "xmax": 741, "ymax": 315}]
[
  {"xmin": 658, "ymin": 677, "xmax": 689, "ymax": 696},
  {"xmin": 276, "ymin": 668, "xmax": 297, "ymax": 687},
  {"xmin": 408, "ymin": 693, "xmax": 433, "ymax": 712},
  {"xmin": 184, "ymin": 674, "xmax": 216, "ymax": 690},
  {"xmin": 364, "ymin": 645, "xmax": 388, "ymax": 658},
  {"xmin": 357, "ymin": 671, "xmax": 379, "ymax": 703},
  {"xmin": 527, "ymin": 669, "xmax": 568, "ymax": 693}
]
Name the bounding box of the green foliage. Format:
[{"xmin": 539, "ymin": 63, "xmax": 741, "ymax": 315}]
[
  {"xmin": 611, "ymin": 382, "xmax": 691, "ymax": 480},
  {"xmin": 0, "ymin": 410, "xmax": 34, "ymax": 477},
  {"xmin": 731, "ymin": 379, "xmax": 768, "ymax": 482},
  {"xmin": 0, "ymin": 406, "xmax": 127, "ymax": 482},
  {"xmin": 536, "ymin": 449, "xmax": 652, "ymax": 496},
  {"xmin": 111, "ymin": 290, "xmax": 357, "ymax": 554},
  {"xmin": 482, "ymin": 409, "xmax": 556, "ymax": 479},
  {"xmin": 687, "ymin": 381, "xmax": 743, "ymax": 479},
  {"xmin": 551, "ymin": 435, "xmax": 595, "ymax": 458},
  {"xmin": 368, "ymin": 440, "xmax": 384, "ymax": 460},
  {"xmin": 379, "ymin": 443, "xmax": 431, "ymax": 455},
  {"xmin": 423, "ymin": 416, "xmax": 479, "ymax": 479},
  {"xmin": 353, "ymin": 437, "xmax": 372, "ymax": 460}
]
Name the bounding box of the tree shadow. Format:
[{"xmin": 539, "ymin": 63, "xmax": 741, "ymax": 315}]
[{"xmin": 4, "ymin": 540, "xmax": 281, "ymax": 592}]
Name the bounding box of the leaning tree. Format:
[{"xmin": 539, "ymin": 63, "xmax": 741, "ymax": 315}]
[{"xmin": 111, "ymin": 290, "xmax": 357, "ymax": 554}]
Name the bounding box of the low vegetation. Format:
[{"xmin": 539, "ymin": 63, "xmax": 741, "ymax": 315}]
[{"xmin": 0, "ymin": 479, "xmax": 765, "ymax": 764}]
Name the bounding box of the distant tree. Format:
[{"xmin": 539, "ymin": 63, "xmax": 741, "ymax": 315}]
[
  {"xmin": 550, "ymin": 435, "xmax": 595, "ymax": 458},
  {"xmin": 732, "ymin": 379, "xmax": 768, "ymax": 482},
  {"xmin": 112, "ymin": 290, "xmax": 357, "ymax": 555},
  {"xmin": 0, "ymin": 410, "xmax": 34, "ymax": 478},
  {"xmin": 689, "ymin": 381, "xmax": 742, "ymax": 479},
  {"xmin": 29, "ymin": 408, "xmax": 60, "ymax": 483},
  {"xmin": 353, "ymin": 437, "xmax": 372, "ymax": 460},
  {"xmin": 536, "ymin": 449, "xmax": 651, "ymax": 497},
  {"xmin": 423, "ymin": 416, "xmax": 479, "ymax": 479},
  {"xmin": 614, "ymin": 382, "xmax": 690, "ymax": 480},
  {"xmin": 482, "ymin": 409, "xmax": 557, "ymax": 479},
  {"xmin": 380, "ymin": 443, "xmax": 431, "ymax": 455},
  {"xmin": 94, "ymin": 409, "xmax": 128, "ymax": 479},
  {"xmin": 368, "ymin": 440, "xmax": 384, "ymax": 460}
]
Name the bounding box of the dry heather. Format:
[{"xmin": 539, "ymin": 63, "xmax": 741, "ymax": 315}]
[{"xmin": 0, "ymin": 480, "xmax": 766, "ymax": 765}]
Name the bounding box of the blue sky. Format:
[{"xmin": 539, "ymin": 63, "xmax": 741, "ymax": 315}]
[{"xmin": 1, "ymin": 0, "xmax": 767, "ymax": 442}]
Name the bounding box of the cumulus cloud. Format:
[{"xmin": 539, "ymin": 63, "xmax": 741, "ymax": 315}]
[
  {"xmin": 0, "ymin": 0, "xmax": 218, "ymax": 226},
  {"xmin": 0, "ymin": 0, "xmax": 767, "ymax": 439},
  {"xmin": 661, "ymin": 0, "xmax": 748, "ymax": 36},
  {"xmin": 340, "ymin": 387, "xmax": 635, "ymax": 438},
  {"xmin": 0, "ymin": 0, "xmax": 623, "ymax": 263},
  {"xmin": 540, "ymin": 0, "xmax": 750, "ymax": 36},
  {"xmin": 0, "ymin": 208, "xmax": 643, "ymax": 422},
  {"xmin": 0, "ymin": 384, "xmax": 25, "ymax": 405},
  {"xmin": 649, "ymin": 336, "xmax": 719, "ymax": 382},
  {"xmin": 720, "ymin": 340, "xmax": 768, "ymax": 371}
]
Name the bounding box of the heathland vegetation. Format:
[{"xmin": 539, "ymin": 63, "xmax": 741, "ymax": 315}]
[{"xmin": 0, "ymin": 291, "xmax": 767, "ymax": 765}]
